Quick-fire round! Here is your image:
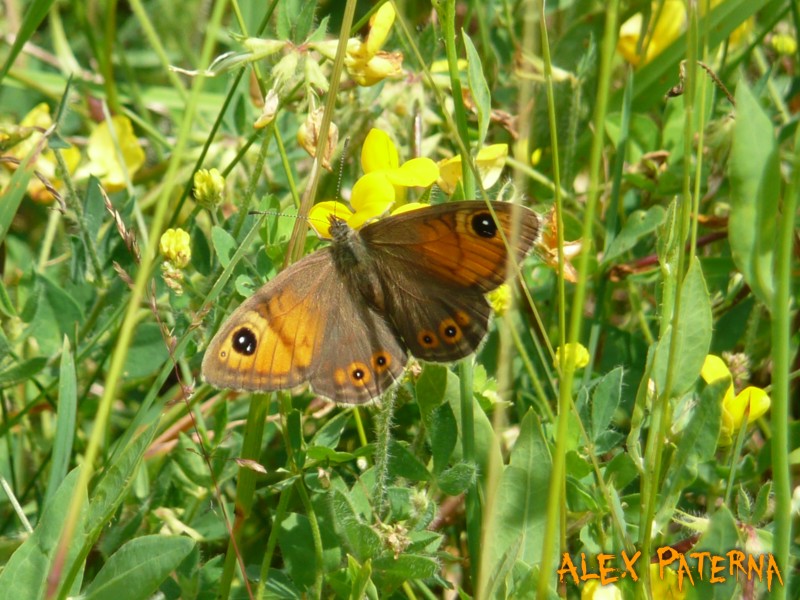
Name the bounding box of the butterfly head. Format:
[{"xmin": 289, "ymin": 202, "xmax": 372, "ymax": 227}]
[{"xmin": 328, "ymin": 213, "xmax": 354, "ymax": 243}]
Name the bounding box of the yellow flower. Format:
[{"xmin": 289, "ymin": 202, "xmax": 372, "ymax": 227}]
[
  {"xmin": 554, "ymin": 342, "xmax": 590, "ymax": 370},
  {"xmin": 4, "ymin": 103, "xmax": 80, "ymax": 203},
  {"xmin": 193, "ymin": 168, "xmax": 225, "ymax": 209},
  {"xmin": 701, "ymin": 355, "xmax": 770, "ymax": 446},
  {"xmin": 390, "ymin": 202, "xmax": 429, "ymax": 215},
  {"xmin": 362, "ymin": 128, "xmax": 439, "ymax": 196},
  {"xmin": 308, "ymin": 129, "xmax": 438, "ymax": 237},
  {"xmin": 438, "ymin": 144, "xmax": 508, "ymax": 195},
  {"xmin": 297, "ymin": 107, "xmax": 339, "ymax": 171},
  {"xmin": 343, "ymin": 3, "xmax": 404, "ymax": 86},
  {"xmin": 159, "ymin": 228, "xmax": 192, "ymax": 269},
  {"xmin": 771, "ymin": 33, "xmax": 797, "ymax": 56},
  {"xmin": 617, "ymin": 0, "xmax": 686, "ymax": 67},
  {"xmin": 308, "ymin": 173, "xmax": 394, "ymax": 237},
  {"xmin": 87, "ymin": 115, "xmax": 145, "ymax": 192},
  {"xmin": 486, "ymin": 284, "xmax": 512, "ymax": 316},
  {"xmin": 650, "ymin": 563, "xmax": 686, "ymax": 599},
  {"xmin": 581, "ymin": 580, "xmax": 623, "ymax": 600}
]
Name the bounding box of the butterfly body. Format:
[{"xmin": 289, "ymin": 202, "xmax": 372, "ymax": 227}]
[{"xmin": 202, "ymin": 201, "xmax": 540, "ymax": 404}]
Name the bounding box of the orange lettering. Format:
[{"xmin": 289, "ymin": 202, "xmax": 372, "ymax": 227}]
[
  {"xmin": 710, "ymin": 555, "xmax": 725, "ymax": 583},
  {"xmin": 621, "ymin": 550, "xmax": 641, "ymax": 582},
  {"xmin": 766, "ymin": 554, "xmax": 784, "ymax": 591},
  {"xmin": 727, "ymin": 550, "xmax": 745, "ymax": 578},
  {"xmin": 689, "ymin": 550, "xmax": 711, "ymax": 576},
  {"xmin": 658, "ymin": 546, "xmax": 679, "ymax": 576},
  {"xmin": 674, "ymin": 553, "xmax": 694, "ymax": 590},
  {"xmin": 557, "ymin": 553, "xmax": 579, "ymax": 584},
  {"xmin": 747, "ymin": 553, "xmax": 763, "ymax": 581},
  {"xmin": 598, "ymin": 554, "xmax": 618, "ymax": 585},
  {"xmin": 580, "ymin": 552, "xmax": 599, "ymax": 580}
]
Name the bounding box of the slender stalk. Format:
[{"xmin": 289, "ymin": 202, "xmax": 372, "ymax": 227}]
[
  {"xmin": 537, "ymin": 0, "xmax": 618, "ymax": 595},
  {"xmin": 372, "ymin": 389, "xmax": 397, "ymax": 516},
  {"xmin": 433, "ymin": 0, "xmax": 475, "ymax": 195},
  {"xmin": 768, "ymin": 108, "xmax": 800, "ymax": 600},
  {"xmin": 639, "ymin": 8, "xmax": 700, "ymax": 593},
  {"xmin": 219, "ymin": 394, "xmax": 269, "ymax": 597},
  {"xmin": 458, "ymin": 359, "xmax": 480, "ymax": 588},
  {"xmin": 284, "ymin": 0, "xmax": 356, "ymax": 265}
]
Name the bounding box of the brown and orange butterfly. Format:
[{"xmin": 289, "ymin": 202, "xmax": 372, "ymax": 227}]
[{"xmin": 202, "ymin": 201, "xmax": 540, "ymax": 404}]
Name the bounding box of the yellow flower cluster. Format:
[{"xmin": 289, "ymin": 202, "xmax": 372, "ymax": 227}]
[
  {"xmin": 308, "ymin": 128, "xmax": 438, "ymax": 237},
  {"xmin": 554, "ymin": 342, "xmax": 590, "ymax": 371},
  {"xmin": 193, "ymin": 168, "xmax": 225, "ymax": 209},
  {"xmin": 159, "ymin": 228, "xmax": 192, "ymax": 269},
  {"xmin": 701, "ymin": 355, "xmax": 770, "ymax": 446}
]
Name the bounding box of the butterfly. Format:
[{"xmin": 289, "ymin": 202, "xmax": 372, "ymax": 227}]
[{"xmin": 201, "ymin": 201, "xmax": 540, "ymax": 404}]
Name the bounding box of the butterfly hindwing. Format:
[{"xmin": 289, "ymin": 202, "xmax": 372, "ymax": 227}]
[{"xmin": 202, "ymin": 250, "xmax": 406, "ymax": 403}]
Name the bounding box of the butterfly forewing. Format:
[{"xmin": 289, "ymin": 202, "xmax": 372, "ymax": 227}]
[{"xmin": 360, "ymin": 201, "xmax": 540, "ymax": 292}]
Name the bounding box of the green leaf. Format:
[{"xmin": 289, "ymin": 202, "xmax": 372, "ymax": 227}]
[
  {"xmin": 653, "ymin": 257, "xmax": 712, "ymax": 397},
  {"xmin": 211, "ymin": 226, "xmax": 237, "ymax": 269},
  {"xmin": 0, "ymin": 469, "xmax": 88, "ymax": 600},
  {"xmin": 82, "ymin": 535, "xmax": 194, "ymax": 600},
  {"xmin": 0, "ymin": 356, "xmax": 47, "ymax": 389},
  {"xmin": 387, "ymin": 441, "xmax": 430, "ymax": 482},
  {"xmin": 346, "ymin": 555, "xmax": 375, "ymax": 600},
  {"xmin": 602, "ymin": 206, "xmax": 666, "ymax": 266},
  {"xmin": 604, "ymin": 112, "xmax": 660, "ymax": 164},
  {"xmin": 416, "ymin": 364, "xmax": 449, "ymax": 415},
  {"xmin": 0, "ymin": 0, "xmax": 55, "ymax": 83},
  {"xmin": 41, "ymin": 273, "xmax": 84, "ymax": 342},
  {"xmin": 84, "ymin": 177, "xmax": 106, "ymax": 245},
  {"xmin": 436, "ymin": 461, "xmax": 477, "ymax": 496},
  {"xmin": 0, "ymin": 148, "xmax": 34, "ymax": 247},
  {"xmin": 684, "ymin": 507, "xmax": 740, "ymax": 600},
  {"xmin": 0, "ymin": 278, "xmax": 18, "ymax": 318},
  {"xmin": 122, "ymin": 323, "xmax": 170, "ymax": 379},
  {"xmin": 329, "ymin": 489, "xmax": 382, "ymax": 562},
  {"xmin": 753, "ymin": 481, "xmax": 772, "ymax": 524},
  {"xmin": 728, "ymin": 81, "xmax": 780, "ymax": 306},
  {"xmin": 654, "ymin": 378, "xmax": 724, "ymax": 531},
  {"xmin": 45, "ymin": 336, "xmax": 77, "ymax": 507},
  {"xmin": 88, "ymin": 420, "xmax": 160, "ymax": 539},
  {"xmin": 277, "ymin": 513, "xmax": 320, "ymax": 589},
  {"xmin": 306, "ymin": 446, "xmax": 355, "ymax": 463},
  {"xmin": 480, "ymin": 410, "xmax": 553, "ymax": 597},
  {"xmin": 447, "ymin": 369, "xmax": 502, "ymax": 485},
  {"xmin": 462, "ymin": 29, "xmax": 491, "ymax": 147},
  {"xmin": 590, "ymin": 366, "xmax": 624, "ymax": 442},
  {"xmin": 311, "ymin": 410, "xmax": 351, "ymax": 449},
  {"xmin": 417, "ymin": 365, "xmax": 458, "ymax": 474},
  {"xmin": 173, "ymin": 433, "xmax": 213, "ymax": 488},
  {"xmin": 372, "ymin": 554, "xmax": 439, "ymax": 591}
]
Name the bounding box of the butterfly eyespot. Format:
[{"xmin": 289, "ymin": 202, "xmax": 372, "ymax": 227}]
[
  {"xmin": 454, "ymin": 310, "xmax": 471, "ymax": 326},
  {"xmin": 439, "ymin": 318, "xmax": 463, "ymax": 344},
  {"xmin": 418, "ymin": 330, "xmax": 440, "ymax": 349},
  {"xmin": 347, "ymin": 362, "xmax": 371, "ymax": 386},
  {"xmin": 471, "ymin": 212, "xmax": 498, "ymax": 238},
  {"xmin": 372, "ymin": 352, "xmax": 391, "ymax": 373},
  {"xmin": 232, "ymin": 327, "xmax": 257, "ymax": 356}
]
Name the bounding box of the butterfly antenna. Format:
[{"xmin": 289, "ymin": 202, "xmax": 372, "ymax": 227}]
[
  {"xmin": 412, "ymin": 100, "xmax": 422, "ymax": 158},
  {"xmin": 336, "ymin": 137, "xmax": 350, "ymax": 202}
]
